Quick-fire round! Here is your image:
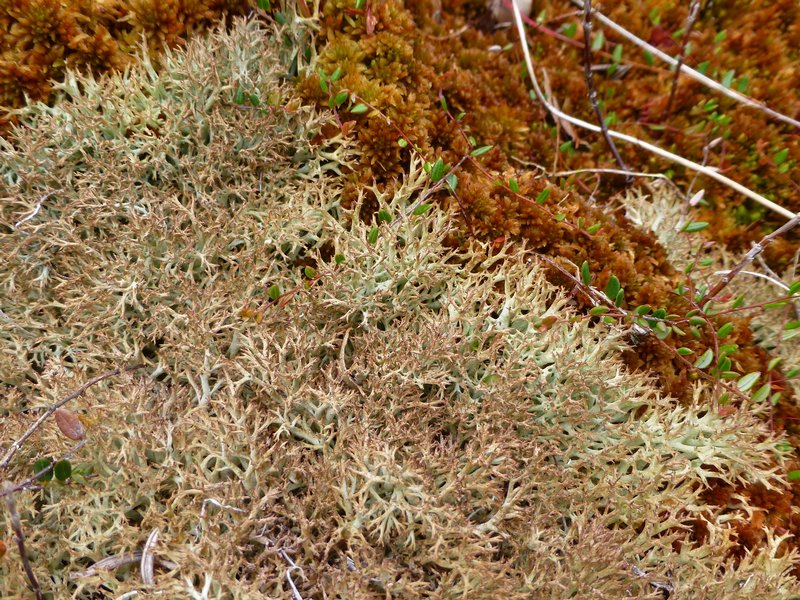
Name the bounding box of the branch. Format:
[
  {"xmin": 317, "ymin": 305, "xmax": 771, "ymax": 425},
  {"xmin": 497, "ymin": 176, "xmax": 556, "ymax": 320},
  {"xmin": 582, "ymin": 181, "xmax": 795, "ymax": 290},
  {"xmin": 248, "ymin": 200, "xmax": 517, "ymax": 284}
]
[
  {"xmin": 700, "ymin": 214, "xmax": 800, "ymax": 307},
  {"xmin": 0, "ymin": 364, "xmax": 145, "ymax": 471},
  {"xmin": 3, "ymin": 482, "xmax": 42, "ymax": 600},
  {"xmin": 662, "ymin": 0, "xmax": 700, "ymax": 120},
  {"xmin": 581, "ymin": 0, "xmax": 631, "ymax": 181}
]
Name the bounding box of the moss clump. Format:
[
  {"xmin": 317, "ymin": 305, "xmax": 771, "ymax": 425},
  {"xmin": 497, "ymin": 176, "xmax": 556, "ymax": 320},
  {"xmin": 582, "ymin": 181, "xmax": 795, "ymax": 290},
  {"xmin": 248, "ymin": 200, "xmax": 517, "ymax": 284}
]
[
  {"xmin": 0, "ymin": 0, "xmax": 252, "ymax": 130},
  {"xmin": 2, "ymin": 17, "xmax": 799, "ymax": 598},
  {"xmin": 296, "ymin": 0, "xmax": 793, "ymax": 417}
]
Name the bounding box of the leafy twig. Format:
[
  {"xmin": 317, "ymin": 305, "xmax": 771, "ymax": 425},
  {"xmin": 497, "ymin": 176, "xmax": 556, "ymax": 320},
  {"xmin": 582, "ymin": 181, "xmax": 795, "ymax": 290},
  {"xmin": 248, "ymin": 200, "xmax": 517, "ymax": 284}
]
[{"xmin": 0, "ymin": 364, "xmax": 145, "ymax": 471}]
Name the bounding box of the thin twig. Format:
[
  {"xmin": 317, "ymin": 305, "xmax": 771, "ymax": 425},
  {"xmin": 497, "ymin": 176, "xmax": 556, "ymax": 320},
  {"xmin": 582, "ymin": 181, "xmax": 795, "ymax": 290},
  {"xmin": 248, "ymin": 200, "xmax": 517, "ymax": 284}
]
[
  {"xmin": 0, "ymin": 364, "xmax": 146, "ymax": 471},
  {"xmin": 573, "ymin": 0, "xmax": 800, "ymax": 130},
  {"xmin": 510, "ymin": 2, "xmax": 797, "ymax": 221},
  {"xmin": 0, "ymin": 440, "xmax": 88, "ymax": 500},
  {"xmin": 3, "ymin": 482, "xmax": 43, "ymax": 600},
  {"xmin": 700, "ymin": 214, "xmax": 800, "ymax": 307},
  {"xmin": 663, "ymin": 0, "xmax": 700, "ymax": 120},
  {"xmin": 581, "ymin": 0, "xmax": 631, "ymax": 181}
]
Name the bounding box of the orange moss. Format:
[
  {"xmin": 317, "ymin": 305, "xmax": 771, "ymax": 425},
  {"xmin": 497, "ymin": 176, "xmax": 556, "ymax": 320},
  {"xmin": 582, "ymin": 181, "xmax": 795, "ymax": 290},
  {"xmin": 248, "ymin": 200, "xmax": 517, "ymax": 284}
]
[
  {"xmin": 0, "ymin": 0, "xmax": 253, "ymax": 128},
  {"xmin": 298, "ymin": 0, "xmax": 800, "ymax": 572}
]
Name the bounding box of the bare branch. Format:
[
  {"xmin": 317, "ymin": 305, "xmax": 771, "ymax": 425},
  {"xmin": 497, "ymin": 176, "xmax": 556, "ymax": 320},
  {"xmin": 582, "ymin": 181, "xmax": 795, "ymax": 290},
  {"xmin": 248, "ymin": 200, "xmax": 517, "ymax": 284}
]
[
  {"xmin": 3, "ymin": 482, "xmax": 42, "ymax": 600},
  {"xmin": 581, "ymin": 0, "xmax": 631, "ymax": 181},
  {"xmin": 663, "ymin": 0, "xmax": 700, "ymax": 119},
  {"xmin": 701, "ymin": 214, "xmax": 800, "ymax": 307}
]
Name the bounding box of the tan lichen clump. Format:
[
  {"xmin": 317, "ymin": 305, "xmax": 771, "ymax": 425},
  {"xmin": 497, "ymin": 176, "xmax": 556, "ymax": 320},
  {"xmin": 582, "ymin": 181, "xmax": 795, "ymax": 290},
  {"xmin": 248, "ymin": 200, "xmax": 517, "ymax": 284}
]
[{"xmin": 0, "ymin": 17, "xmax": 799, "ymax": 599}]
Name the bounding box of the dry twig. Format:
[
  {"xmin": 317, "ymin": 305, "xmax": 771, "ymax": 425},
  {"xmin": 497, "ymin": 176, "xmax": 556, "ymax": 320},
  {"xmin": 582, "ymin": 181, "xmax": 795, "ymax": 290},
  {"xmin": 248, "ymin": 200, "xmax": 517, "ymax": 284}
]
[
  {"xmin": 0, "ymin": 364, "xmax": 145, "ymax": 470},
  {"xmin": 3, "ymin": 482, "xmax": 42, "ymax": 600},
  {"xmin": 581, "ymin": 0, "xmax": 631, "ymax": 181}
]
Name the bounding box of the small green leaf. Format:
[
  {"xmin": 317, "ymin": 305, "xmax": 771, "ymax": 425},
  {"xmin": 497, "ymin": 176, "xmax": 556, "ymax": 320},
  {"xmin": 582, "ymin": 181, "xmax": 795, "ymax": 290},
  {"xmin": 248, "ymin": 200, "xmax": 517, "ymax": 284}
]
[
  {"xmin": 581, "ymin": 261, "xmax": 591, "ymax": 286},
  {"xmin": 446, "ymin": 173, "xmax": 458, "ymax": 192},
  {"xmin": 562, "ymin": 22, "xmax": 577, "ymax": 38},
  {"xmin": 643, "ymin": 50, "xmax": 654, "ymax": 66},
  {"xmin": 773, "ymin": 148, "xmax": 790, "ymax": 165},
  {"xmin": 788, "ymin": 470, "xmax": 800, "ymax": 482},
  {"xmin": 589, "ymin": 306, "xmax": 609, "ymax": 316},
  {"xmin": 304, "ymin": 266, "xmax": 316, "ymax": 279},
  {"xmin": 397, "ymin": 138, "xmax": 408, "ymax": 148},
  {"xmin": 676, "ymin": 347, "xmax": 694, "ymax": 356},
  {"xmin": 471, "ymin": 145, "xmax": 493, "ymax": 158},
  {"xmin": 268, "ymin": 285, "xmax": 281, "ymax": 301},
  {"xmin": 789, "ymin": 280, "xmax": 800, "ymax": 295},
  {"xmin": 54, "ymin": 460, "xmax": 72, "ymax": 481},
  {"xmin": 697, "ymin": 60, "xmax": 709, "ymax": 75},
  {"xmin": 368, "ymin": 226, "xmax": 379, "ymax": 244},
  {"xmin": 440, "ymin": 95, "xmax": 448, "ymax": 111},
  {"xmin": 751, "ymin": 383, "xmax": 771, "ymax": 403},
  {"xmin": 350, "ymin": 103, "xmax": 369, "ymax": 114},
  {"xmin": 509, "ymin": 178, "xmax": 519, "ymax": 193},
  {"xmin": 683, "ymin": 221, "xmax": 709, "ymax": 233},
  {"xmin": 653, "ymin": 322, "xmax": 671, "ymax": 339},
  {"xmin": 735, "ymin": 77, "xmax": 749, "ymax": 93},
  {"xmin": 554, "ymin": 213, "xmax": 566, "ymax": 222},
  {"xmin": 430, "ymin": 158, "xmax": 447, "ymax": 182},
  {"xmin": 33, "ymin": 458, "xmax": 53, "ymax": 481},
  {"xmin": 413, "ymin": 204, "xmax": 433, "ymax": 216},
  {"xmin": 721, "ymin": 69, "xmax": 735, "ymax": 88},
  {"xmin": 559, "ymin": 140, "xmax": 573, "ymax": 154},
  {"xmin": 377, "ymin": 209, "xmax": 392, "ymax": 223},
  {"xmin": 586, "ymin": 223, "xmax": 602, "ymax": 235},
  {"xmin": 330, "ymin": 67, "xmax": 342, "ymax": 82},
  {"xmin": 768, "ymin": 356, "xmax": 782, "ymax": 371},
  {"xmin": 765, "ymin": 301, "xmax": 788, "ymax": 310},
  {"xmin": 716, "ymin": 322, "xmax": 734, "ymax": 338},
  {"xmin": 614, "ymin": 288, "xmax": 625, "ymax": 307},
  {"xmin": 611, "ymin": 44, "xmax": 623, "ymax": 63},
  {"xmin": 535, "ymin": 189, "xmax": 551, "ymax": 204},
  {"xmin": 694, "ymin": 349, "xmax": 714, "ymax": 369},
  {"xmin": 355, "ymin": 0, "xmax": 366, "ymax": 8},
  {"xmin": 334, "ymin": 254, "xmax": 345, "ymax": 265},
  {"xmin": 334, "ymin": 90, "xmax": 348, "ymax": 107},
  {"xmin": 234, "ymin": 87, "xmax": 246, "ymax": 105},
  {"xmin": 731, "ymin": 294, "xmax": 745, "ymax": 309},
  {"xmin": 318, "ymin": 69, "xmax": 329, "ymax": 93},
  {"xmin": 714, "ymin": 30, "xmax": 727, "ymax": 44},
  {"xmin": 634, "ymin": 305, "xmax": 651, "ymax": 315},
  {"xmin": 592, "ymin": 31, "xmax": 605, "ymax": 51},
  {"xmin": 257, "ymin": 0, "xmax": 270, "ymax": 9},
  {"xmin": 737, "ymin": 371, "xmax": 761, "ymax": 393},
  {"xmin": 605, "ymin": 276, "xmax": 621, "ymax": 302}
]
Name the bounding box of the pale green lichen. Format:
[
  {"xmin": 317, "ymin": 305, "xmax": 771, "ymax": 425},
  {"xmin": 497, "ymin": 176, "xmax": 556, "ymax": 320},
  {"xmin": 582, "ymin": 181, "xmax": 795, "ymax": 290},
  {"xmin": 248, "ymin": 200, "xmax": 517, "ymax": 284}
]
[{"xmin": 0, "ymin": 16, "xmax": 798, "ymax": 600}]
